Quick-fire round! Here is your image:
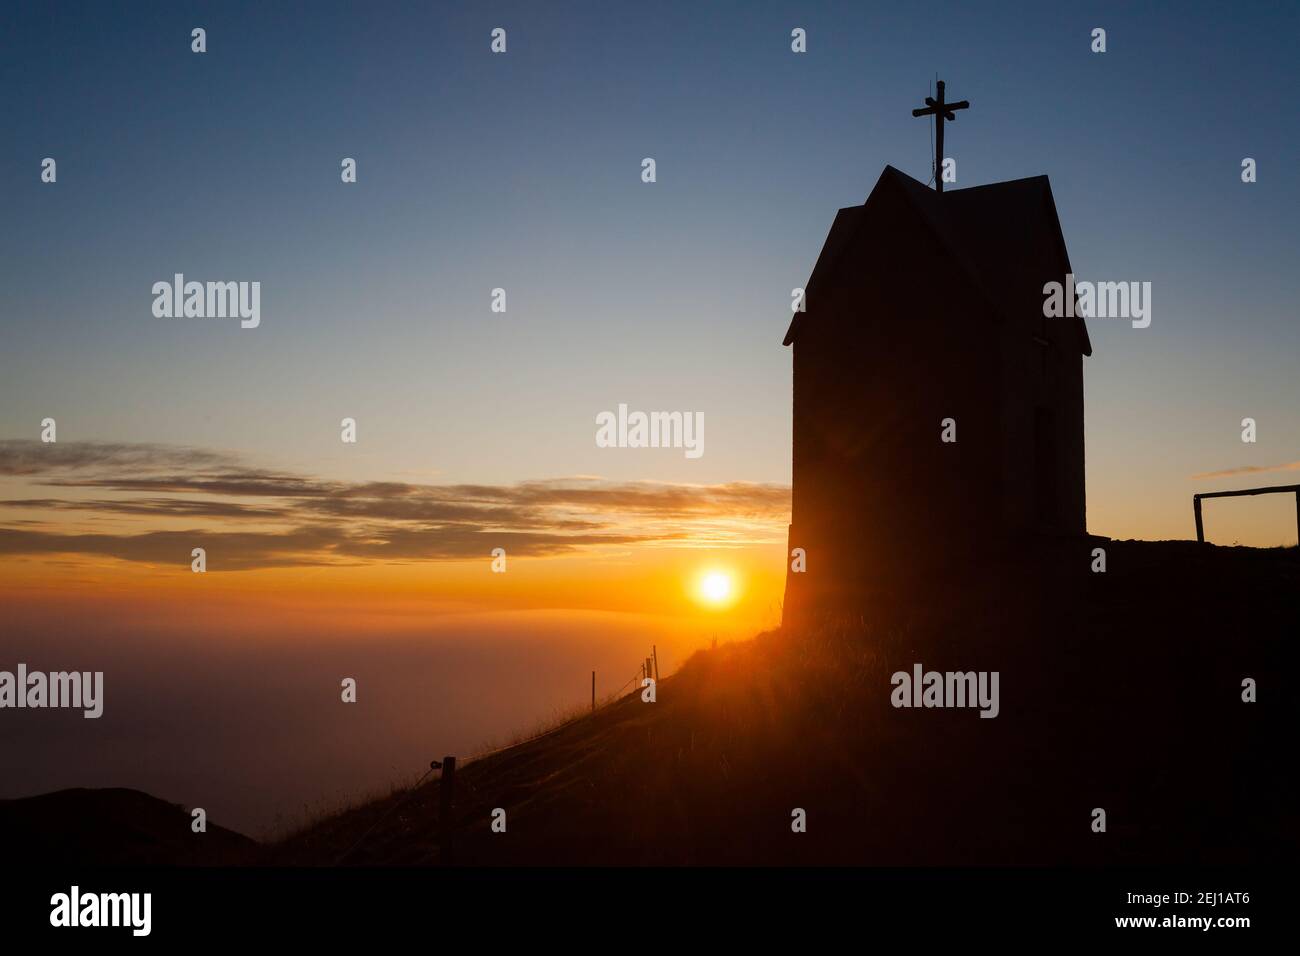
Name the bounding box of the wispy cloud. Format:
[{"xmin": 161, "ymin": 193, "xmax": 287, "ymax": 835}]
[
  {"xmin": 0, "ymin": 497, "xmax": 287, "ymax": 519},
  {"xmin": 0, "ymin": 440, "xmax": 239, "ymax": 476},
  {"xmin": 0, "ymin": 526, "xmax": 655, "ymax": 569},
  {"xmin": 1190, "ymin": 460, "xmax": 1300, "ymax": 480},
  {"xmin": 0, "ymin": 441, "xmax": 789, "ymax": 569}
]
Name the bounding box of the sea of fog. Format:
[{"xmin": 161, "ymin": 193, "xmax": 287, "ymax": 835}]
[{"xmin": 0, "ymin": 608, "xmax": 753, "ymax": 838}]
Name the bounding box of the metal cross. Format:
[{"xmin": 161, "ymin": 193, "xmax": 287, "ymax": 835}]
[{"xmin": 912, "ymin": 80, "xmax": 970, "ymax": 193}]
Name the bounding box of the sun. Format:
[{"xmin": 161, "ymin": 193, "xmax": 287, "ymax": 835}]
[{"xmin": 696, "ymin": 570, "xmax": 736, "ymax": 607}]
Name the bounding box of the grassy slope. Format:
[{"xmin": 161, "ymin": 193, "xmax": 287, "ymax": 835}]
[{"xmin": 276, "ymin": 539, "xmax": 1298, "ymax": 866}]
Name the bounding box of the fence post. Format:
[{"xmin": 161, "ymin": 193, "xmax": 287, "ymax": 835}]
[
  {"xmin": 438, "ymin": 755, "xmax": 457, "ymax": 864},
  {"xmin": 652, "ymin": 645, "xmax": 660, "ymax": 682},
  {"xmin": 591, "ymin": 670, "xmax": 596, "ymax": 712},
  {"xmin": 1193, "ymin": 496, "xmax": 1204, "ymax": 543}
]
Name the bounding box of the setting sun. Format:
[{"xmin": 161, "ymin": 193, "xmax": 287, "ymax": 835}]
[{"xmin": 697, "ymin": 570, "xmax": 737, "ymax": 607}]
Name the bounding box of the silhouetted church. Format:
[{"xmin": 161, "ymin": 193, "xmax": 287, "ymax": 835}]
[{"xmin": 782, "ymin": 165, "xmax": 1092, "ymax": 621}]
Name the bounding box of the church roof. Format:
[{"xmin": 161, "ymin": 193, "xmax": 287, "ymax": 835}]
[{"xmin": 782, "ymin": 165, "xmax": 1093, "ymax": 356}]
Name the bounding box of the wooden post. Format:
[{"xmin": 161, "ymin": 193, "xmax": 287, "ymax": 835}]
[
  {"xmin": 438, "ymin": 755, "xmax": 456, "ymax": 865},
  {"xmin": 1191, "ymin": 484, "xmax": 1300, "ymax": 545},
  {"xmin": 935, "ymin": 84, "xmax": 945, "ymax": 193},
  {"xmin": 646, "ymin": 657, "xmax": 653, "ymax": 682},
  {"xmin": 652, "ymin": 645, "xmax": 660, "ymax": 682},
  {"xmin": 591, "ymin": 670, "xmax": 596, "ymax": 712}
]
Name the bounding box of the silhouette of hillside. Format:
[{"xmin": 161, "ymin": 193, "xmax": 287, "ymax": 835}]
[
  {"xmin": 0, "ymin": 788, "xmax": 259, "ymax": 866},
  {"xmin": 273, "ymin": 538, "xmax": 1297, "ymax": 866},
  {"xmin": 5, "ymin": 539, "xmax": 1292, "ymax": 866}
]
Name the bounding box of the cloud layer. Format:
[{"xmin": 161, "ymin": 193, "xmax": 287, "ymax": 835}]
[{"xmin": 0, "ymin": 441, "xmax": 789, "ymax": 570}]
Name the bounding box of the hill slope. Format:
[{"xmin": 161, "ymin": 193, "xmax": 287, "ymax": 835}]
[
  {"xmin": 276, "ymin": 539, "xmax": 1298, "ymax": 866},
  {"xmin": 0, "ymin": 788, "xmax": 259, "ymax": 866}
]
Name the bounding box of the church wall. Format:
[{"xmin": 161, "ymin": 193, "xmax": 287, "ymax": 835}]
[
  {"xmin": 785, "ymin": 189, "xmax": 1004, "ymax": 617},
  {"xmin": 994, "ymin": 231, "xmax": 1087, "ymax": 536}
]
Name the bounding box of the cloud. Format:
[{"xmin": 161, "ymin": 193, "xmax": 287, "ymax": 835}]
[
  {"xmin": 0, "ymin": 527, "xmax": 346, "ymax": 571},
  {"xmin": 0, "ymin": 440, "xmax": 239, "ymax": 476},
  {"xmin": 0, "ymin": 498, "xmax": 287, "ymax": 519},
  {"xmin": 0, "ymin": 441, "xmax": 790, "ymax": 570},
  {"xmin": 0, "ymin": 526, "xmax": 655, "ymax": 569},
  {"xmin": 1190, "ymin": 460, "xmax": 1300, "ymax": 480}
]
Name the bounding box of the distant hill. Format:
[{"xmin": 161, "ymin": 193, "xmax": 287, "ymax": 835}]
[{"xmin": 0, "ymin": 788, "xmax": 259, "ymax": 866}]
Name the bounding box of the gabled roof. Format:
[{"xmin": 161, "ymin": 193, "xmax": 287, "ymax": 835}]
[{"xmin": 783, "ymin": 165, "xmax": 1092, "ymax": 356}]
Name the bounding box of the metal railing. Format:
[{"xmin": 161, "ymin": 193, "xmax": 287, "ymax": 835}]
[{"xmin": 1193, "ymin": 483, "xmax": 1300, "ymax": 544}]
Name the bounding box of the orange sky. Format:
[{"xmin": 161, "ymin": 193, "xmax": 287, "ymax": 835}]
[
  {"xmin": 0, "ymin": 440, "xmax": 790, "ymax": 656},
  {"xmin": 0, "ymin": 546, "xmax": 786, "ymax": 637},
  {"xmin": 0, "ymin": 436, "xmax": 1295, "ymax": 644}
]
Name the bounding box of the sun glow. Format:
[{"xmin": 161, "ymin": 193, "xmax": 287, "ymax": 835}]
[{"xmin": 696, "ymin": 570, "xmax": 737, "ymax": 608}]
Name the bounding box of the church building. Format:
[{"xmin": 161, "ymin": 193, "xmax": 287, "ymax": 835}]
[{"xmin": 781, "ymin": 163, "xmax": 1092, "ymax": 621}]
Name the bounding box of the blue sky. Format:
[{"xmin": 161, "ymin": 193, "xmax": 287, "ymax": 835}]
[{"xmin": 3, "ymin": 0, "xmax": 1298, "ymax": 541}]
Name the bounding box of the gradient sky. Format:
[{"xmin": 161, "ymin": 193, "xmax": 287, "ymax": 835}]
[
  {"xmin": 1, "ymin": 1, "xmax": 1297, "ymax": 832},
  {"xmin": 2, "ymin": 0, "xmax": 1297, "ymax": 534}
]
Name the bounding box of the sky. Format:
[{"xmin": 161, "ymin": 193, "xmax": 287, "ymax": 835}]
[{"xmin": 1, "ymin": 0, "xmax": 1297, "ymax": 833}]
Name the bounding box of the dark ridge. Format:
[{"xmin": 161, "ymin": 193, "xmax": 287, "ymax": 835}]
[{"xmin": 0, "ymin": 787, "xmax": 259, "ymax": 866}]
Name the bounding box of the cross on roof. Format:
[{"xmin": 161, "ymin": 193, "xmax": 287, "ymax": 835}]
[{"xmin": 912, "ymin": 80, "xmax": 969, "ymax": 193}]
